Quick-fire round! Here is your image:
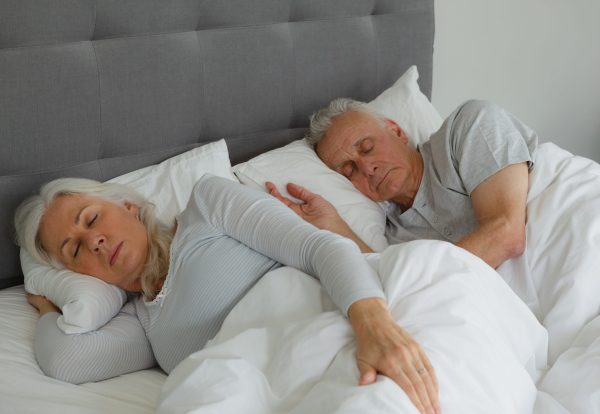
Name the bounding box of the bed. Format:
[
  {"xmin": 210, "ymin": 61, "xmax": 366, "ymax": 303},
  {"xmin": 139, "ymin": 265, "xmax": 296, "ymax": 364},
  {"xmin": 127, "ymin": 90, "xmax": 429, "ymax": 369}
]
[{"xmin": 1, "ymin": 1, "xmax": 599, "ymax": 413}]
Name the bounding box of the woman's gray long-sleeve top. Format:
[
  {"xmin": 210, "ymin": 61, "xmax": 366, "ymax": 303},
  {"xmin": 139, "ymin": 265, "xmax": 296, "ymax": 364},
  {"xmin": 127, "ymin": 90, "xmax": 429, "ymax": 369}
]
[{"xmin": 34, "ymin": 175, "xmax": 384, "ymax": 384}]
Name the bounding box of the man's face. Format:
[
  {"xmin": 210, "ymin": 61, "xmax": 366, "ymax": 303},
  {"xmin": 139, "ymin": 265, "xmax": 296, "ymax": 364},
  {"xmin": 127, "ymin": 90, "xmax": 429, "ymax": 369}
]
[{"xmin": 316, "ymin": 111, "xmax": 422, "ymax": 206}]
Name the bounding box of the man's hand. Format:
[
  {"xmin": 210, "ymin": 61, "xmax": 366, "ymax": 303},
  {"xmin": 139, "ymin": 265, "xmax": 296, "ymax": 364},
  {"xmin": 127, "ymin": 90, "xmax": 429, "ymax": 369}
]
[
  {"xmin": 26, "ymin": 293, "xmax": 61, "ymax": 316},
  {"xmin": 348, "ymin": 298, "xmax": 441, "ymax": 414},
  {"xmin": 265, "ymin": 182, "xmax": 373, "ymax": 253}
]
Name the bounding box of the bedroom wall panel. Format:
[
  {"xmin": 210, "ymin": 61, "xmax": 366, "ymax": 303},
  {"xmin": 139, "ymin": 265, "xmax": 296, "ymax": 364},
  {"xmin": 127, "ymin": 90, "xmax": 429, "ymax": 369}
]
[
  {"xmin": 291, "ymin": 17, "xmax": 378, "ymax": 126},
  {"xmin": 0, "ymin": 43, "xmax": 100, "ymax": 174},
  {"xmin": 290, "ymin": 0, "xmax": 375, "ymax": 21},
  {"xmin": 94, "ymin": 32, "xmax": 204, "ymax": 157},
  {"xmin": 93, "ymin": 0, "xmax": 201, "ymax": 39},
  {"xmin": 199, "ymin": 25, "xmax": 295, "ymax": 138},
  {"xmin": 374, "ymin": 11, "xmax": 434, "ymax": 98},
  {"xmin": 0, "ymin": 0, "xmax": 94, "ymax": 48},
  {"xmin": 374, "ymin": 0, "xmax": 426, "ymax": 13},
  {"xmin": 196, "ymin": 0, "xmax": 291, "ymax": 29}
]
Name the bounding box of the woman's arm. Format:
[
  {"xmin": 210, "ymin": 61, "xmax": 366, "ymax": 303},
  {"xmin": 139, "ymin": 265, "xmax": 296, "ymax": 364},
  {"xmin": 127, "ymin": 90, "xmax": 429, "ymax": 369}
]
[
  {"xmin": 188, "ymin": 176, "xmax": 440, "ymax": 414},
  {"xmin": 265, "ymin": 181, "xmax": 374, "ymax": 253},
  {"xmin": 28, "ymin": 294, "xmax": 156, "ymax": 384},
  {"xmin": 190, "ymin": 175, "xmax": 384, "ymax": 314}
]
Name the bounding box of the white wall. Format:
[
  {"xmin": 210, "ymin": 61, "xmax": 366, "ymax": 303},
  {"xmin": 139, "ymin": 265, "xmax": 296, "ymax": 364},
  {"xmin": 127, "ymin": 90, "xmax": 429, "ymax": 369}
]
[{"xmin": 432, "ymin": 0, "xmax": 600, "ymax": 161}]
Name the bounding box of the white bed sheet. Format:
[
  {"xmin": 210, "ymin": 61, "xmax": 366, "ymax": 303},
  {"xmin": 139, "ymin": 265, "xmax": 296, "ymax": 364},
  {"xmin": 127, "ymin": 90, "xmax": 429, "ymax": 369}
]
[{"xmin": 0, "ymin": 285, "xmax": 166, "ymax": 414}]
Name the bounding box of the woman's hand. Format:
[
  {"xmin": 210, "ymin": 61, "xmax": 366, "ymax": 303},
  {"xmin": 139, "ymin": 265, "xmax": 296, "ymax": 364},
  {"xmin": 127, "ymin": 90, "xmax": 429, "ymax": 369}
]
[
  {"xmin": 26, "ymin": 293, "xmax": 61, "ymax": 316},
  {"xmin": 348, "ymin": 298, "xmax": 441, "ymax": 414},
  {"xmin": 265, "ymin": 182, "xmax": 342, "ymax": 230},
  {"xmin": 265, "ymin": 182, "xmax": 373, "ymax": 253}
]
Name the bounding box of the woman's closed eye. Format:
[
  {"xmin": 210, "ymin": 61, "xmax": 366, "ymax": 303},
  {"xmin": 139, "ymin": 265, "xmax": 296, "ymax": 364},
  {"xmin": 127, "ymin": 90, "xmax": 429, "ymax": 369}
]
[
  {"xmin": 73, "ymin": 242, "xmax": 81, "ymax": 258},
  {"xmin": 71, "ymin": 214, "xmax": 97, "ymax": 258}
]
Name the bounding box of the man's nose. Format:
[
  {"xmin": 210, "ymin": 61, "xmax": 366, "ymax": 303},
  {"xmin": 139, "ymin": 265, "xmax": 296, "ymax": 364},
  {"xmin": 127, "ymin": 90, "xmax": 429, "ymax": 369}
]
[{"xmin": 357, "ymin": 158, "xmax": 377, "ymax": 175}]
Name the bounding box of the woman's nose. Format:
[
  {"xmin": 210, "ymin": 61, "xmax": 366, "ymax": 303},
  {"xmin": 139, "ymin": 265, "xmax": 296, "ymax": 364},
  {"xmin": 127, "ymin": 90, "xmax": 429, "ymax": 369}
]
[{"xmin": 87, "ymin": 234, "xmax": 106, "ymax": 253}]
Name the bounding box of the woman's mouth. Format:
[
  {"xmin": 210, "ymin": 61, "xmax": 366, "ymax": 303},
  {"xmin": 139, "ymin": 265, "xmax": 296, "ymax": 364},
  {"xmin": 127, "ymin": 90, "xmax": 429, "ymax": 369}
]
[{"xmin": 110, "ymin": 242, "xmax": 123, "ymax": 266}]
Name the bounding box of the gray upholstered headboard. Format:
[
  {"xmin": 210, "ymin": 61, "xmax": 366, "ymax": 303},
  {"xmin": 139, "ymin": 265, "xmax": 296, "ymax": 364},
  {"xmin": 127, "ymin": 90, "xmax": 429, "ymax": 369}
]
[{"xmin": 0, "ymin": 0, "xmax": 434, "ymax": 289}]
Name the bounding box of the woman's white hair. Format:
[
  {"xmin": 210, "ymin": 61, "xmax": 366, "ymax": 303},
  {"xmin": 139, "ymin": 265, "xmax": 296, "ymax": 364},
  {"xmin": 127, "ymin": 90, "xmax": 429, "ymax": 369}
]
[
  {"xmin": 305, "ymin": 97, "xmax": 387, "ymax": 146},
  {"xmin": 14, "ymin": 178, "xmax": 172, "ymax": 300}
]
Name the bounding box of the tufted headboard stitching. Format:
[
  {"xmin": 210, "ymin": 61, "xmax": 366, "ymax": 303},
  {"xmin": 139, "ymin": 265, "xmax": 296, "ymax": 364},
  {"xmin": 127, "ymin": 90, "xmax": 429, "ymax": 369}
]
[{"xmin": 0, "ymin": 0, "xmax": 434, "ymax": 288}]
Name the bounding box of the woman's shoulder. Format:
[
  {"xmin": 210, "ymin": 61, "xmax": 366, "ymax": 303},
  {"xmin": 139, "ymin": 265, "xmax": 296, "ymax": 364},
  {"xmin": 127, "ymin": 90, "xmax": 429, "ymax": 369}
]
[{"xmin": 193, "ymin": 173, "xmax": 238, "ymax": 190}]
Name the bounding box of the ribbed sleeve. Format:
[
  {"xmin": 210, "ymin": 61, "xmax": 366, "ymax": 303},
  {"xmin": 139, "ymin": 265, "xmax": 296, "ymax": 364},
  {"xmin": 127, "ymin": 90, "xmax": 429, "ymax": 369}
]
[
  {"xmin": 190, "ymin": 175, "xmax": 385, "ymax": 314},
  {"xmin": 35, "ymin": 301, "xmax": 156, "ymax": 384}
]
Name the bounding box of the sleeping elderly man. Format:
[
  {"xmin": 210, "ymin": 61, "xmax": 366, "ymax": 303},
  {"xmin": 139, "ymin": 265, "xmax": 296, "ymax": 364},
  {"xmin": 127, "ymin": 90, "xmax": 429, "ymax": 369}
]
[{"xmin": 266, "ymin": 99, "xmax": 537, "ymax": 270}]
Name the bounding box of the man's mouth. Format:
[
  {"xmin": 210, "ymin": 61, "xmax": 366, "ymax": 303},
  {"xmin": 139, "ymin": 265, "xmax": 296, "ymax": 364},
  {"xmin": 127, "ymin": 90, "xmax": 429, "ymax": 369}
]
[{"xmin": 376, "ymin": 169, "xmax": 392, "ymax": 190}]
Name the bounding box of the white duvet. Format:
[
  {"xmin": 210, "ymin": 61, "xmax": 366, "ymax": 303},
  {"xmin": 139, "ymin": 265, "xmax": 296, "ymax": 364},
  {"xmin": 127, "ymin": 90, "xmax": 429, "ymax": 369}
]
[
  {"xmin": 508, "ymin": 143, "xmax": 600, "ymax": 413},
  {"xmin": 158, "ymin": 242, "xmax": 547, "ymax": 414},
  {"xmin": 158, "ymin": 143, "xmax": 600, "ymax": 414}
]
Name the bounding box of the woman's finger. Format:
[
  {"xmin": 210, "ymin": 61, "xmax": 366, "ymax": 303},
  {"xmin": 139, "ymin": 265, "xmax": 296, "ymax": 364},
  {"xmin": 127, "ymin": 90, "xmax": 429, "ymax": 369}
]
[
  {"xmin": 389, "ymin": 346, "xmax": 439, "ymax": 414},
  {"xmin": 266, "ymin": 182, "xmax": 297, "ymax": 207},
  {"xmin": 392, "ymin": 369, "xmax": 426, "ymax": 414},
  {"xmin": 373, "ymin": 357, "xmax": 431, "ymax": 414},
  {"xmin": 406, "ymin": 363, "xmax": 436, "ymax": 414},
  {"xmin": 286, "ymin": 182, "xmax": 316, "ymax": 203},
  {"xmin": 419, "ymin": 349, "xmax": 441, "ymax": 413},
  {"xmin": 357, "ymin": 360, "xmax": 377, "ymax": 385}
]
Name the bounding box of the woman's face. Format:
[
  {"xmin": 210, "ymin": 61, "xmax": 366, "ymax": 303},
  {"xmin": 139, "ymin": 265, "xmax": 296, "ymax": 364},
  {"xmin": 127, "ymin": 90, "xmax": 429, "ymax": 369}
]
[{"xmin": 38, "ymin": 194, "xmax": 149, "ymax": 292}]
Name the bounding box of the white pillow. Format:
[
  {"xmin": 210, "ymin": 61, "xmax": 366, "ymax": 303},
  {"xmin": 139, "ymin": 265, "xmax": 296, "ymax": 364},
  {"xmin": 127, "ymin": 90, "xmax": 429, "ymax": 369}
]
[
  {"xmin": 233, "ymin": 66, "xmax": 442, "ymax": 252},
  {"xmin": 22, "ymin": 139, "xmax": 237, "ymax": 334},
  {"xmin": 368, "ymin": 65, "xmax": 443, "ymax": 147},
  {"xmin": 233, "ymin": 139, "xmax": 389, "ymax": 252}
]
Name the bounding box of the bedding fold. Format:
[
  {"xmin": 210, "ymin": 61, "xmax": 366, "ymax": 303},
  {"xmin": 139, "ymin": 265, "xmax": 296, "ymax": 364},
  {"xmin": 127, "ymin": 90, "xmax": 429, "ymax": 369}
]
[{"xmin": 158, "ymin": 241, "xmax": 547, "ymax": 414}]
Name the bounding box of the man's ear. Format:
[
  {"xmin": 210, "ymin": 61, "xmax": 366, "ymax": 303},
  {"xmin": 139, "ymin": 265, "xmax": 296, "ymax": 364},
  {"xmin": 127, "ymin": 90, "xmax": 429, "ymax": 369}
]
[
  {"xmin": 124, "ymin": 202, "xmax": 141, "ymax": 218},
  {"xmin": 384, "ymin": 118, "xmax": 409, "ymax": 145}
]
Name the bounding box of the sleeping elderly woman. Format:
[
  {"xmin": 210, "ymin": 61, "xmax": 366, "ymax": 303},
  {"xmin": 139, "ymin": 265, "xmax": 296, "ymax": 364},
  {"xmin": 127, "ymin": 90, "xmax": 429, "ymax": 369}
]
[{"xmin": 15, "ymin": 174, "xmax": 440, "ymax": 414}]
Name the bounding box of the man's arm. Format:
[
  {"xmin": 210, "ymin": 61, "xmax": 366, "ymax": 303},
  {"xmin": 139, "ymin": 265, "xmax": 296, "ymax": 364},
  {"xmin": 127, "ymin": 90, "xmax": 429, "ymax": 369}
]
[
  {"xmin": 265, "ymin": 181, "xmax": 374, "ymax": 253},
  {"xmin": 456, "ymin": 163, "xmax": 528, "ymax": 268}
]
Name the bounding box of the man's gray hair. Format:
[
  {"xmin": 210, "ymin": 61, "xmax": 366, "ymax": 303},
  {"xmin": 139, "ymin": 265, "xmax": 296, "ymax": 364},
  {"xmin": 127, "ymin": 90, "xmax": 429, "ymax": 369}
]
[
  {"xmin": 306, "ymin": 97, "xmax": 387, "ymax": 146},
  {"xmin": 14, "ymin": 178, "xmax": 172, "ymax": 299}
]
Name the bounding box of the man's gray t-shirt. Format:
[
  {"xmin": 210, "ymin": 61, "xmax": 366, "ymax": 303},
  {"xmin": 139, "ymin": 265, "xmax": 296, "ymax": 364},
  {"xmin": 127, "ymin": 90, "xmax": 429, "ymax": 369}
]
[{"xmin": 386, "ymin": 100, "xmax": 538, "ymax": 244}]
